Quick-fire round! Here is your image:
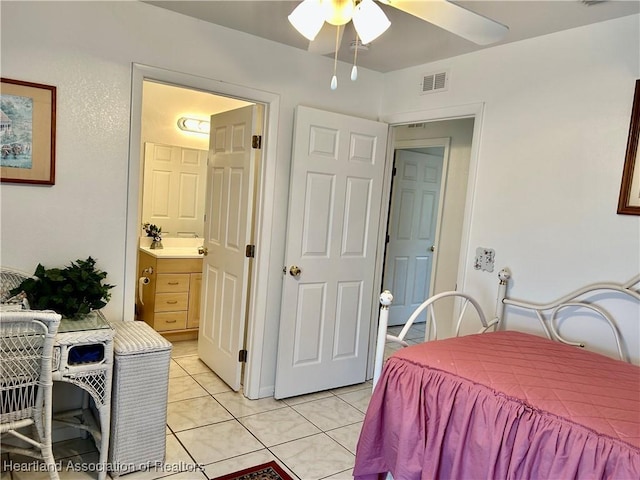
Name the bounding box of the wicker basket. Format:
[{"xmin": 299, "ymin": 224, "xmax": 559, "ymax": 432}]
[{"xmin": 107, "ymin": 320, "xmax": 172, "ymax": 476}]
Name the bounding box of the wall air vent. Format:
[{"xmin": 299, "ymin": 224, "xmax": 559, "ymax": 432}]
[{"xmin": 420, "ymin": 70, "xmax": 449, "ymax": 95}]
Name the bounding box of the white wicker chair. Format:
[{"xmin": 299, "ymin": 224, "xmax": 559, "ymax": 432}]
[
  {"xmin": 0, "ymin": 266, "xmax": 32, "ymax": 308},
  {"xmin": 0, "ymin": 309, "xmax": 61, "ymax": 480}
]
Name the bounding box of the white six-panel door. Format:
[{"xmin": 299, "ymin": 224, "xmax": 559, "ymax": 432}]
[
  {"xmin": 274, "ymin": 106, "xmax": 388, "ymax": 399},
  {"xmin": 382, "ymin": 149, "xmax": 443, "ymax": 326},
  {"xmin": 198, "ymin": 105, "xmax": 261, "ymax": 391}
]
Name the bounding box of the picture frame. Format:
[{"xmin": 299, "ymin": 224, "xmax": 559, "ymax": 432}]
[
  {"xmin": 617, "ymin": 79, "xmax": 640, "ymax": 215},
  {"xmin": 1, "ymin": 77, "xmax": 56, "ymax": 185}
]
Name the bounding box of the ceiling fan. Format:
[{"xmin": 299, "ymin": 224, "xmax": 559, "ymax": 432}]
[{"xmin": 288, "ymin": 0, "xmax": 509, "ymax": 89}]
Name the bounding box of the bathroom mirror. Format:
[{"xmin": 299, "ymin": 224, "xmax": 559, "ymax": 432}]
[
  {"xmin": 140, "ymin": 80, "xmax": 251, "ymax": 237},
  {"xmin": 141, "ymin": 142, "xmax": 207, "ymax": 238}
]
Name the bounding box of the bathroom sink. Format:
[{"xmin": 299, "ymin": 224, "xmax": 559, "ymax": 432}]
[{"xmin": 139, "ymin": 246, "xmax": 204, "ymax": 259}]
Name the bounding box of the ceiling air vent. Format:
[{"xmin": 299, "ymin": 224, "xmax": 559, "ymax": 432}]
[{"xmin": 421, "ymin": 70, "xmax": 449, "ymax": 95}]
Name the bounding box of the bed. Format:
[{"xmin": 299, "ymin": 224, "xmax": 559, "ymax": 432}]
[{"xmin": 354, "ymin": 269, "xmax": 640, "ymax": 480}]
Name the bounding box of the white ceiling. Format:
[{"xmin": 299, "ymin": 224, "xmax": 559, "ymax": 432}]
[{"xmin": 144, "ymin": 1, "xmax": 639, "ymax": 72}]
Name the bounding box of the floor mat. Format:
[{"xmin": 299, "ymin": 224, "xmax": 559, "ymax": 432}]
[{"xmin": 211, "ymin": 461, "xmax": 293, "ymax": 480}]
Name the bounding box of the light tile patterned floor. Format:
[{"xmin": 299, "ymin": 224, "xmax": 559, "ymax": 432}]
[{"xmin": 1, "ymin": 324, "xmax": 425, "ymax": 480}]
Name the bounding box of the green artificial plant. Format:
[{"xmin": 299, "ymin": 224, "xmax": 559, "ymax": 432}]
[{"xmin": 11, "ymin": 257, "xmax": 115, "ymax": 319}]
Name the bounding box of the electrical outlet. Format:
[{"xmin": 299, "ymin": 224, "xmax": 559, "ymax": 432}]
[{"xmin": 474, "ymin": 247, "xmax": 495, "ymax": 272}]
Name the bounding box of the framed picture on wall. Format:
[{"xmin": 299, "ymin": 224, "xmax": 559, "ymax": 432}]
[
  {"xmin": 618, "ymin": 79, "xmax": 640, "ymax": 215},
  {"xmin": 0, "ymin": 77, "xmax": 56, "ymax": 185}
]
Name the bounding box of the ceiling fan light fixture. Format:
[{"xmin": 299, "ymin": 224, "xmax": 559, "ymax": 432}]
[
  {"xmin": 324, "ymin": 0, "xmax": 355, "ymax": 26},
  {"xmin": 352, "ymin": 0, "xmax": 391, "ymax": 45},
  {"xmin": 288, "ymin": 0, "xmax": 325, "ymax": 40},
  {"xmin": 290, "ymin": 0, "xmax": 392, "ymax": 89}
]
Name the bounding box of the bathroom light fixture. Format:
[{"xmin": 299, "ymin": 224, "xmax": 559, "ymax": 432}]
[
  {"xmin": 177, "ymin": 117, "xmax": 210, "ymax": 134},
  {"xmin": 288, "ymin": 0, "xmax": 390, "ymax": 89}
]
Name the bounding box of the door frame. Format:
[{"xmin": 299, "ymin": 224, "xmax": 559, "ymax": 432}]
[
  {"xmin": 367, "ymin": 103, "xmax": 485, "ymax": 377},
  {"xmin": 125, "ymin": 64, "xmax": 280, "ymax": 399}
]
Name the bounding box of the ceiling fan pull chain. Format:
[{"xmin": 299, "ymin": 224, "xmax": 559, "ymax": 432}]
[
  {"xmin": 351, "ymin": 33, "xmax": 359, "ymax": 81},
  {"xmin": 331, "ymin": 25, "xmax": 340, "ymax": 90}
]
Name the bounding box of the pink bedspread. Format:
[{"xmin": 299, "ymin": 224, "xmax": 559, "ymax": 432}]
[{"xmin": 354, "ymin": 331, "xmax": 640, "ymax": 480}]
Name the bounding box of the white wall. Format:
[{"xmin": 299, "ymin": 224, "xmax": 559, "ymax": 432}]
[{"xmin": 382, "ymin": 15, "xmax": 640, "ymax": 362}]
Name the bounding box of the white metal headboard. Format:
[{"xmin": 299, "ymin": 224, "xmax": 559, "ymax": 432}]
[
  {"xmin": 373, "ymin": 269, "xmax": 640, "ymax": 386},
  {"xmin": 495, "ymin": 268, "xmax": 640, "ymax": 363}
]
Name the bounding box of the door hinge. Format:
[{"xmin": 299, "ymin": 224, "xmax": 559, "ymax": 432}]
[
  {"xmin": 392, "ymin": 166, "xmax": 397, "ymax": 176},
  {"xmin": 245, "ymin": 244, "xmax": 256, "ymax": 258},
  {"xmin": 252, "ymin": 135, "xmax": 262, "ymax": 149},
  {"xmin": 386, "ymin": 234, "xmax": 390, "ymax": 244},
  {"xmin": 238, "ymin": 349, "xmax": 248, "ymax": 362}
]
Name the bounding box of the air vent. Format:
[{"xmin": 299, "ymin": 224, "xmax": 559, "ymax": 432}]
[{"xmin": 420, "ymin": 70, "xmax": 449, "ymax": 95}]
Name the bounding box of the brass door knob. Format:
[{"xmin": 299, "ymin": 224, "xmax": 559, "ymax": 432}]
[
  {"xmin": 198, "ymin": 246, "xmax": 208, "ymax": 256},
  {"xmin": 289, "ymin": 265, "xmax": 301, "ymax": 277}
]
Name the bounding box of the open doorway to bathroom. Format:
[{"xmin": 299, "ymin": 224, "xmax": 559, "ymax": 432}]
[
  {"xmin": 126, "ymin": 64, "xmax": 280, "ymax": 400},
  {"xmin": 134, "ymin": 80, "xmax": 252, "ymax": 341}
]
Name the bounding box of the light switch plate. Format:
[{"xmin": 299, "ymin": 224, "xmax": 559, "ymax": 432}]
[{"xmin": 474, "ymin": 247, "xmax": 495, "ymax": 272}]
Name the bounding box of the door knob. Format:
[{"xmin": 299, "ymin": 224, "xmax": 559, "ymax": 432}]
[
  {"xmin": 430, "ymin": 245, "xmax": 435, "ymax": 252},
  {"xmin": 289, "ymin": 265, "xmax": 302, "ymax": 277},
  {"xmin": 198, "ymin": 246, "xmax": 208, "ymax": 256}
]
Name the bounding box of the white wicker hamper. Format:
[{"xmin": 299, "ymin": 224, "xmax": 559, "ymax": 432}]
[{"xmin": 107, "ymin": 320, "xmax": 172, "ymax": 477}]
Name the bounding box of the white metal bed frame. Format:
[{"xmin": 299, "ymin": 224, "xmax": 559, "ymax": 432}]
[{"xmin": 373, "ymin": 268, "xmax": 640, "ymax": 386}]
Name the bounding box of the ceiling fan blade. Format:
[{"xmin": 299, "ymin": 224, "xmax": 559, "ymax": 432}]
[
  {"xmin": 308, "ymin": 23, "xmax": 345, "ymax": 55},
  {"xmin": 386, "ymin": 0, "xmax": 509, "ymax": 45}
]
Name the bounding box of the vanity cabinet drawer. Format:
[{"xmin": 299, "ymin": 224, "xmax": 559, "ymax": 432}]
[
  {"xmin": 156, "ymin": 274, "xmax": 190, "ymax": 293},
  {"xmin": 154, "ymin": 311, "xmax": 187, "ymax": 331},
  {"xmin": 154, "ymin": 293, "xmax": 189, "ymax": 312}
]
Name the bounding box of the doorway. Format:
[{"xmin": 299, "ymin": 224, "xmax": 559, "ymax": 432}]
[
  {"xmin": 137, "ymin": 81, "xmax": 253, "ymax": 344},
  {"xmin": 126, "ymin": 64, "xmax": 280, "ymax": 399},
  {"xmin": 377, "ymin": 116, "xmax": 477, "ymax": 347}
]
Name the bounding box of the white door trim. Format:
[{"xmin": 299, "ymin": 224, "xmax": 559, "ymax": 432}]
[{"xmin": 126, "ymin": 63, "xmax": 281, "ymax": 399}]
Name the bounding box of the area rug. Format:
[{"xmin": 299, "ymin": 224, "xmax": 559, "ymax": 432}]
[{"xmin": 212, "ymin": 461, "xmax": 293, "ymax": 480}]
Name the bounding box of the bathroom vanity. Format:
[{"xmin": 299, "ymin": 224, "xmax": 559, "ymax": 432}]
[{"xmin": 136, "ymin": 245, "xmax": 203, "ymax": 341}]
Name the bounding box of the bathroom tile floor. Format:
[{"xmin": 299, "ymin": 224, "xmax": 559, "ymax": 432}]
[{"xmin": 1, "ymin": 324, "xmax": 425, "ymax": 480}]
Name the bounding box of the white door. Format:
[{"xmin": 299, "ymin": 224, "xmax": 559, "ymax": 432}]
[
  {"xmin": 198, "ymin": 105, "xmax": 262, "ymax": 391},
  {"xmin": 275, "ymin": 106, "xmax": 388, "ymax": 399},
  {"xmin": 142, "ymin": 143, "xmax": 207, "ymax": 237},
  {"xmin": 383, "ymin": 149, "xmax": 443, "ymax": 326}
]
